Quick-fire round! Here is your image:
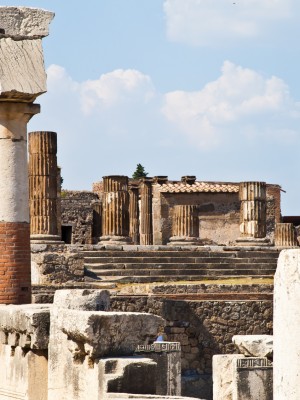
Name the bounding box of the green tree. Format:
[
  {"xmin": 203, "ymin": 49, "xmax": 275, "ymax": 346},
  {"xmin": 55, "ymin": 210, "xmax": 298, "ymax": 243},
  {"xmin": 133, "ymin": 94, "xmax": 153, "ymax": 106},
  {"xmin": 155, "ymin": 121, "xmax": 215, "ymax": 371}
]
[{"xmin": 132, "ymin": 163, "xmax": 148, "ymax": 179}]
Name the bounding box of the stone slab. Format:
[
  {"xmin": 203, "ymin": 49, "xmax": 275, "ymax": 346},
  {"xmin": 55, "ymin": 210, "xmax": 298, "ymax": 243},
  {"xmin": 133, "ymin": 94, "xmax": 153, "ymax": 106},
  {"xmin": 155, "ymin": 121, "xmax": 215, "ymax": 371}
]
[
  {"xmin": 54, "ymin": 288, "xmax": 110, "ymax": 311},
  {"xmin": 53, "ymin": 308, "xmax": 165, "ymax": 358},
  {"xmin": 232, "ymin": 335, "xmax": 273, "ymax": 359},
  {"xmin": 0, "ymin": 7, "xmax": 54, "ymax": 38},
  {"xmin": 0, "ymin": 304, "xmax": 50, "ymax": 349},
  {"xmin": 0, "ymin": 38, "xmax": 47, "ymax": 100}
]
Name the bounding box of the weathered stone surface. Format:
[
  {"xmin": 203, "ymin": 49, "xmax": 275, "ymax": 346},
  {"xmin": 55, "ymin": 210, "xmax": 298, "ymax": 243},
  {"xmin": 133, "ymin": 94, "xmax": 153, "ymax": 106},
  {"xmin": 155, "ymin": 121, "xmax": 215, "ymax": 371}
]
[
  {"xmin": 107, "ymin": 395, "xmax": 202, "ymax": 399},
  {"xmin": 169, "ymin": 205, "xmax": 199, "ymax": 245},
  {"xmin": 0, "ymin": 304, "xmax": 50, "ymax": 349},
  {"xmin": 0, "ymin": 38, "xmax": 47, "ymax": 101},
  {"xmin": 213, "ymin": 354, "xmax": 245, "ymax": 400},
  {"xmin": 274, "ymin": 249, "xmax": 300, "ymax": 400},
  {"xmin": 274, "ymin": 222, "xmax": 298, "ymax": 247},
  {"xmin": 0, "ymin": 344, "xmax": 48, "ymax": 400},
  {"xmin": 54, "ymin": 288, "xmax": 110, "ymax": 311},
  {"xmin": 135, "ymin": 342, "xmax": 181, "ymax": 396},
  {"xmin": 232, "ymin": 335, "xmax": 273, "ymax": 359},
  {"xmin": 232, "ymin": 357, "xmax": 273, "ymax": 400},
  {"xmin": 54, "ymin": 309, "xmax": 164, "ymax": 358},
  {"xmin": 0, "ymin": 7, "xmax": 54, "ymax": 38}
]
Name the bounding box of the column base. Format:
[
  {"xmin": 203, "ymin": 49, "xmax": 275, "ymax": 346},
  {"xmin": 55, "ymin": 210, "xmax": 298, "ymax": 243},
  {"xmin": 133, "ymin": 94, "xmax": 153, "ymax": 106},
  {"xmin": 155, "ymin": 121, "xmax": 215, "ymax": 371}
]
[
  {"xmin": 30, "ymin": 234, "xmax": 64, "ymax": 244},
  {"xmin": 168, "ymin": 236, "xmax": 200, "ymax": 246},
  {"xmin": 235, "ymin": 237, "xmax": 272, "ymax": 247},
  {"xmin": 99, "ymin": 235, "xmax": 132, "ymax": 245}
]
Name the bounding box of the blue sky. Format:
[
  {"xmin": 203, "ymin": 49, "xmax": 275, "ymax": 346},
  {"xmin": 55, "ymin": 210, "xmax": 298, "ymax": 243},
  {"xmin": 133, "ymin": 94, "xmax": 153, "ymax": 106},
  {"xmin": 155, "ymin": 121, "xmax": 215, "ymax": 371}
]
[{"xmin": 3, "ymin": 0, "xmax": 300, "ymax": 214}]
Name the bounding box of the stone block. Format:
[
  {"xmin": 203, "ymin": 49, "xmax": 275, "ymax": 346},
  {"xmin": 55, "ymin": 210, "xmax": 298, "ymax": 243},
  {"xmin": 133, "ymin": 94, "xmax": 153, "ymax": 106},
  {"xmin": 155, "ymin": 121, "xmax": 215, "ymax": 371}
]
[
  {"xmin": 53, "ymin": 288, "xmax": 110, "ymax": 311},
  {"xmin": 0, "ymin": 304, "xmax": 50, "ymax": 349},
  {"xmin": 0, "ymin": 7, "xmax": 54, "ymax": 38},
  {"xmin": 232, "ymin": 335, "xmax": 273, "ymax": 359},
  {"xmin": 135, "ymin": 342, "xmax": 181, "ymax": 396},
  {"xmin": 0, "ymin": 344, "xmax": 48, "ymax": 400},
  {"xmin": 213, "ymin": 354, "xmax": 245, "ymax": 400},
  {"xmin": 232, "ymin": 357, "xmax": 272, "ymax": 400}
]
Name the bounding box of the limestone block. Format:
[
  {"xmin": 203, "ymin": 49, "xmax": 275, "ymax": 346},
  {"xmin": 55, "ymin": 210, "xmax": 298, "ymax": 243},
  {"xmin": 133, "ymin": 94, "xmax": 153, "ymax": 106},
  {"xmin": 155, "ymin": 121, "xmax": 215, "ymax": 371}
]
[
  {"xmin": 0, "ymin": 38, "xmax": 47, "ymax": 101},
  {"xmin": 0, "ymin": 7, "xmax": 54, "ymax": 38},
  {"xmin": 54, "ymin": 289, "xmax": 110, "ymax": 311},
  {"xmin": 232, "ymin": 335, "xmax": 273, "ymax": 359},
  {"xmin": 213, "ymin": 354, "xmax": 245, "ymax": 400},
  {"xmin": 232, "ymin": 357, "xmax": 272, "ymax": 400},
  {"xmin": 0, "ymin": 304, "xmax": 50, "ymax": 349},
  {"xmin": 0, "ymin": 344, "xmax": 48, "ymax": 400},
  {"xmin": 53, "ymin": 308, "xmax": 164, "ymax": 358},
  {"xmin": 274, "ymin": 249, "xmax": 300, "ymax": 400}
]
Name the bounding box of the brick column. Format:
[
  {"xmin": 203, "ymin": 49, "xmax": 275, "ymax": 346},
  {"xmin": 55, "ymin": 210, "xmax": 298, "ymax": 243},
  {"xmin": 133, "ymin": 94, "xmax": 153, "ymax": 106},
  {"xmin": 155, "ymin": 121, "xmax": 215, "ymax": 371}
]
[
  {"xmin": 239, "ymin": 182, "xmax": 267, "ymax": 238},
  {"xmin": 129, "ymin": 184, "xmax": 140, "ymax": 244},
  {"xmin": 169, "ymin": 205, "xmax": 199, "ymax": 245},
  {"xmin": 29, "ymin": 131, "xmax": 60, "ymax": 242},
  {"xmin": 140, "ymin": 178, "xmax": 153, "ymax": 245},
  {"xmin": 0, "ymin": 102, "xmax": 40, "ymax": 304},
  {"xmin": 275, "ymin": 223, "xmax": 298, "ymax": 247},
  {"xmin": 100, "ymin": 176, "xmax": 131, "ymax": 244}
]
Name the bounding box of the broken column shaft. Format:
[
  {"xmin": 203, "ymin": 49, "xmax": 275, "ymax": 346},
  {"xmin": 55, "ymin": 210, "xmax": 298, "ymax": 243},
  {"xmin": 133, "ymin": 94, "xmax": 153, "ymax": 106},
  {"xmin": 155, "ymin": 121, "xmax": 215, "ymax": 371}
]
[
  {"xmin": 169, "ymin": 205, "xmax": 199, "ymax": 245},
  {"xmin": 29, "ymin": 131, "xmax": 60, "ymax": 242},
  {"xmin": 239, "ymin": 181, "xmax": 267, "ymax": 239},
  {"xmin": 129, "ymin": 185, "xmax": 140, "ymax": 244},
  {"xmin": 140, "ymin": 178, "xmax": 153, "ymax": 245},
  {"xmin": 100, "ymin": 176, "xmax": 131, "ymax": 244}
]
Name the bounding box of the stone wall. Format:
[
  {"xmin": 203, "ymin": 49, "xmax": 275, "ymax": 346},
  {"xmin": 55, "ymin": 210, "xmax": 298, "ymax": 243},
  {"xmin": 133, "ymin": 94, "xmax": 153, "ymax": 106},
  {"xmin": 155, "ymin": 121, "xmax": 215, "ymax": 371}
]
[
  {"xmin": 31, "ymin": 244, "xmax": 84, "ymax": 285},
  {"xmin": 61, "ymin": 190, "xmax": 99, "ymax": 244},
  {"xmin": 152, "ymin": 190, "xmax": 240, "ymax": 245},
  {"xmin": 111, "ymin": 296, "xmax": 273, "ymax": 400}
]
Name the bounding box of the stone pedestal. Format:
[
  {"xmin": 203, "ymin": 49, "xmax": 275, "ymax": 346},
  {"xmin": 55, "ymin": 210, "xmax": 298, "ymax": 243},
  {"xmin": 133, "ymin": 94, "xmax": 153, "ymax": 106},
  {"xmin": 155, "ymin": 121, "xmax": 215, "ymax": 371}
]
[
  {"xmin": 100, "ymin": 176, "xmax": 131, "ymax": 244},
  {"xmin": 29, "ymin": 131, "xmax": 61, "ymax": 243},
  {"xmin": 274, "ymin": 249, "xmax": 300, "ymax": 400},
  {"xmin": 169, "ymin": 205, "xmax": 199, "ymax": 245},
  {"xmin": 274, "ymin": 223, "xmax": 298, "ymax": 247},
  {"xmin": 135, "ymin": 342, "xmax": 181, "ymax": 396},
  {"xmin": 129, "ymin": 185, "xmax": 140, "ymax": 244},
  {"xmin": 140, "ymin": 178, "xmax": 153, "ymax": 245},
  {"xmin": 237, "ymin": 182, "xmax": 270, "ymax": 246}
]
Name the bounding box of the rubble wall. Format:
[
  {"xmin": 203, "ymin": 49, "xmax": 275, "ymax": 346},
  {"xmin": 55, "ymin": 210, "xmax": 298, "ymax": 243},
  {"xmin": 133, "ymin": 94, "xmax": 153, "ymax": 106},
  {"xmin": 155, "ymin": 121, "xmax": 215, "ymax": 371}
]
[
  {"xmin": 61, "ymin": 190, "xmax": 99, "ymax": 244},
  {"xmin": 110, "ymin": 296, "xmax": 273, "ymax": 400}
]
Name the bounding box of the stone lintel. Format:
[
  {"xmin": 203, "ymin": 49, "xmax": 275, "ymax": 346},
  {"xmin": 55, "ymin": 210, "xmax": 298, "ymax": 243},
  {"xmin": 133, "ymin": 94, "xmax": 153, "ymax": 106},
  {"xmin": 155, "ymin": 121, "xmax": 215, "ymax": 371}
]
[
  {"xmin": 0, "ymin": 304, "xmax": 50, "ymax": 349},
  {"xmin": 232, "ymin": 335, "xmax": 273, "ymax": 359},
  {"xmin": 0, "ymin": 7, "xmax": 54, "ymax": 39}
]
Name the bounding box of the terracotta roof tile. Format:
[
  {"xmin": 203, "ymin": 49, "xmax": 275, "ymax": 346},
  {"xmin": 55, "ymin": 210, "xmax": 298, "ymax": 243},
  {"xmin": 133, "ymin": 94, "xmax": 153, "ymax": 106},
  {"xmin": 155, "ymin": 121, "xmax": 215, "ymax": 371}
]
[{"xmin": 156, "ymin": 181, "xmax": 239, "ymax": 193}]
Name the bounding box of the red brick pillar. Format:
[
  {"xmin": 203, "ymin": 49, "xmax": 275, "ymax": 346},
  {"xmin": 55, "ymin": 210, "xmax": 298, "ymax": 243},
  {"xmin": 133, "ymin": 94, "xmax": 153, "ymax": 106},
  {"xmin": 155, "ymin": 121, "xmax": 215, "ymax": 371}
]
[{"xmin": 0, "ymin": 102, "xmax": 39, "ymax": 304}]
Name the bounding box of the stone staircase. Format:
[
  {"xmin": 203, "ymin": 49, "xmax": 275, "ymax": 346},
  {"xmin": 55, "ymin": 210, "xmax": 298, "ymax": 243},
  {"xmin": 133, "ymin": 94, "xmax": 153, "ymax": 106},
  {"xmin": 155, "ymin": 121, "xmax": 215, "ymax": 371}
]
[{"xmin": 83, "ymin": 248, "xmax": 280, "ymax": 283}]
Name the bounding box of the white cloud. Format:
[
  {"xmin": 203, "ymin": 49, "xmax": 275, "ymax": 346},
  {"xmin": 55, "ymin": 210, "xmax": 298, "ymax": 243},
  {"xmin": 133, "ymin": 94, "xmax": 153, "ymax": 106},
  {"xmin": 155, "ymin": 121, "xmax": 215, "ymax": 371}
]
[
  {"xmin": 162, "ymin": 61, "xmax": 300, "ymax": 148},
  {"xmin": 163, "ymin": 0, "xmax": 294, "ymax": 45}
]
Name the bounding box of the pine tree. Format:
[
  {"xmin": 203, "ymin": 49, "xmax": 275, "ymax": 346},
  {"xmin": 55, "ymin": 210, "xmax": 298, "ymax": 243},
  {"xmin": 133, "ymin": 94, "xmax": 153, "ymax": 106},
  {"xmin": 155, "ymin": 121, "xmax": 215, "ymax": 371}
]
[{"xmin": 132, "ymin": 163, "xmax": 148, "ymax": 179}]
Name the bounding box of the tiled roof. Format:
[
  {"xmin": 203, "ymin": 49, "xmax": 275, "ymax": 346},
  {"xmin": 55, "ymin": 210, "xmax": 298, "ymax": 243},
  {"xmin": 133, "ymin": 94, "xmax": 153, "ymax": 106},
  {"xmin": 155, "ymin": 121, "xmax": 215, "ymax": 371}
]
[{"xmin": 156, "ymin": 181, "xmax": 239, "ymax": 193}]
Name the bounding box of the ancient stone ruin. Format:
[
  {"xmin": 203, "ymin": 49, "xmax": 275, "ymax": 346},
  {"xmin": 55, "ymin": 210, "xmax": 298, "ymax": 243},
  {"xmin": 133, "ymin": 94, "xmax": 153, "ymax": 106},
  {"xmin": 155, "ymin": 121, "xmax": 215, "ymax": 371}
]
[{"xmin": 1, "ymin": 5, "xmax": 300, "ymax": 400}]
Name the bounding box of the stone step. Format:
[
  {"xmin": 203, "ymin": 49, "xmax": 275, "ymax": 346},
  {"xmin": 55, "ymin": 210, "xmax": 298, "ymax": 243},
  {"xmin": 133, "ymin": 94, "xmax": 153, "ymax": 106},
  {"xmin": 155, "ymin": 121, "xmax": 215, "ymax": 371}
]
[
  {"xmin": 85, "ymin": 262, "xmax": 277, "ymax": 271},
  {"xmin": 82, "ymin": 250, "xmax": 280, "ymax": 258},
  {"xmin": 88, "ymin": 268, "xmax": 276, "ymax": 277},
  {"xmin": 87, "ymin": 274, "xmax": 274, "ymax": 284},
  {"xmin": 83, "ymin": 256, "xmax": 277, "ymax": 264}
]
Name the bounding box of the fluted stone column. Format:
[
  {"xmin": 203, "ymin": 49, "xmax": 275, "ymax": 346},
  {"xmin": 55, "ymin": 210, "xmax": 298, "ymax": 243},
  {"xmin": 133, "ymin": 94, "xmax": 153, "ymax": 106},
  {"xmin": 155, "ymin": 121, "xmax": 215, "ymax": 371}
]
[
  {"xmin": 100, "ymin": 176, "xmax": 131, "ymax": 244},
  {"xmin": 140, "ymin": 178, "xmax": 153, "ymax": 245},
  {"xmin": 238, "ymin": 182, "xmax": 268, "ymax": 244},
  {"xmin": 169, "ymin": 205, "xmax": 199, "ymax": 245},
  {"xmin": 29, "ymin": 131, "xmax": 60, "ymax": 242},
  {"xmin": 57, "ymin": 166, "xmax": 62, "ymax": 240},
  {"xmin": 129, "ymin": 185, "xmax": 140, "ymax": 244},
  {"xmin": 275, "ymin": 223, "xmax": 298, "ymax": 247}
]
